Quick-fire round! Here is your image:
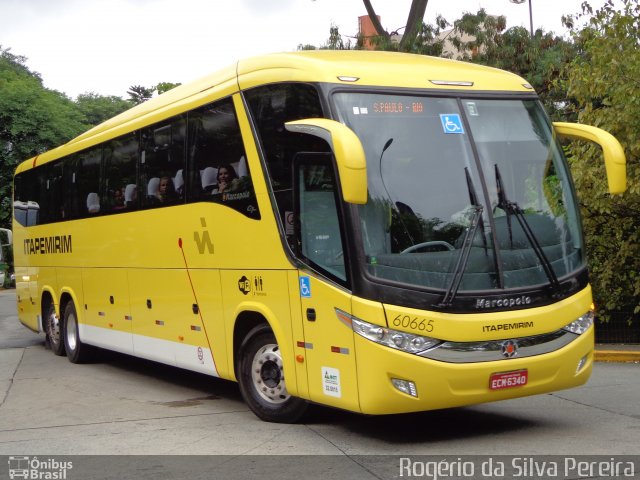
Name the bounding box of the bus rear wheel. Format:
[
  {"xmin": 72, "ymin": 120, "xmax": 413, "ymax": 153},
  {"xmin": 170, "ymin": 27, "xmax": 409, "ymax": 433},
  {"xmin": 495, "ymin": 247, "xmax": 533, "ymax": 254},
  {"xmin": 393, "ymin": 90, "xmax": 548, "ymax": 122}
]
[
  {"xmin": 63, "ymin": 301, "xmax": 94, "ymax": 363},
  {"xmin": 237, "ymin": 325, "xmax": 308, "ymax": 423},
  {"xmin": 45, "ymin": 303, "xmax": 65, "ymax": 356}
]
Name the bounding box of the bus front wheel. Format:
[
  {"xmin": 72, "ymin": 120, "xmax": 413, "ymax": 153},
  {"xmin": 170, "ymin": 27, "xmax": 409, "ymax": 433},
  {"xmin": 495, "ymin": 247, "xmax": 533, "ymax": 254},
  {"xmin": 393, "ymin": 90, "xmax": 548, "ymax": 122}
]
[
  {"xmin": 237, "ymin": 325, "xmax": 308, "ymax": 423},
  {"xmin": 45, "ymin": 303, "xmax": 65, "ymax": 356},
  {"xmin": 63, "ymin": 301, "xmax": 94, "ymax": 364}
]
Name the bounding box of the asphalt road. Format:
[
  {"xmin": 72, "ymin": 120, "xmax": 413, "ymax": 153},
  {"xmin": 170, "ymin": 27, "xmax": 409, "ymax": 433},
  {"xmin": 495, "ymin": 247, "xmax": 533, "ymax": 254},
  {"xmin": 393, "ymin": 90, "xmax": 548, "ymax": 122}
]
[{"xmin": 0, "ymin": 289, "xmax": 638, "ymax": 479}]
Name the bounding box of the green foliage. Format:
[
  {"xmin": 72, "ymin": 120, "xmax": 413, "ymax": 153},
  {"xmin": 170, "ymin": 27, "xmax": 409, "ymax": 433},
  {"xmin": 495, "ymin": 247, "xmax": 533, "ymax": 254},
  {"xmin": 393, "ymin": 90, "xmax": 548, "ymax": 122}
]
[
  {"xmin": 127, "ymin": 82, "xmax": 182, "ymax": 104},
  {"xmin": 450, "ymin": 10, "xmax": 577, "ymax": 120},
  {"xmin": 76, "ymin": 92, "xmax": 130, "ymax": 126},
  {"xmin": 563, "ymin": 0, "xmax": 640, "ymax": 321},
  {"xmin": 0, "ymin": 47, "xmax": 143, "ymax": 232},
  {"xmin": 127, "ymin": 84, "xmax": 155, "ymax": 105},
  {"xmin": 450, "ymin": 9, "xmax": 507, "ymax": 58},
  {"xmin": 367, "ymin": 16, "xmax": 449, "ymax": 56},
  {"xmin": 156, "ymin": 82, "xmax": 181, "ymax": 95},
  {"xmin": 0, "ymin": 47, "xmax": 87, "ymax": 229}
]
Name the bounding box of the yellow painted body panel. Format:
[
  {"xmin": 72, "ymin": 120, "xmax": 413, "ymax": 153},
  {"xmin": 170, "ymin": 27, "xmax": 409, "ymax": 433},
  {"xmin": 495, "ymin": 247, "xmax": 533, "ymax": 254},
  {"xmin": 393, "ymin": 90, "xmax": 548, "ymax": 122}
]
[
  {"xmin": 236, "ymin": 51, "xmax": 530, "ymax": 92},
  {"xmin": 82, "ymin": 268, "xmax": 132, "ymax": 348},
  {"xmin": 553, "ymin": 122, "xmax": 627, "ymax": 194},
  {"xmin": 188, "ymin": 269, "xmax": 229, "ymax": 377},
  {"xmin": 15, "ymin": 265, "xmax": 40, "ymax": 331},
  {"xmin": 296, "ymin": 273, "xmax": 359, "ymax": 411},
  {"xmin": 383, "ymin": 286, "xmax": 593, "ymax": 342},
  {"xmin": 219, "ymin": 269, "xmax": 298, "ymax": 385},
  {"xmin": 129, "ymin": 269, "xmax": 206, "ymax": 347}
]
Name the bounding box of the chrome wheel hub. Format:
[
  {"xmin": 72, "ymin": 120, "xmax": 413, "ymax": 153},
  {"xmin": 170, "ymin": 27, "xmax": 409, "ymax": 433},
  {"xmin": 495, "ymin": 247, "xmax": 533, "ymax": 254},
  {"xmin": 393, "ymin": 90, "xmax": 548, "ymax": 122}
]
[
  {"xmin": 48, "ymin": 312, "xmax": 61, "ymax": 345},
  {"xmin": 251, "ymin": 343, "xmax": 289, "ymax": 405},
  {"xmin": 66, "ymin": 312, "xmax": 77, "ymax": 351}
]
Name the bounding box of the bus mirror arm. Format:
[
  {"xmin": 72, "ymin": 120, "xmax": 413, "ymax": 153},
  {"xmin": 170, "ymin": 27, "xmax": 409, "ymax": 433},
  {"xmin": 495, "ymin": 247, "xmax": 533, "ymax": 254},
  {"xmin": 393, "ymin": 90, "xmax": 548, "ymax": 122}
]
[
  {"xmin": 553, "ymin": 122, "xmax": 627, "ymax": 194},
  {"xmin": 285, "ymin": 119, "xmax": 368, "ymax": 204}
]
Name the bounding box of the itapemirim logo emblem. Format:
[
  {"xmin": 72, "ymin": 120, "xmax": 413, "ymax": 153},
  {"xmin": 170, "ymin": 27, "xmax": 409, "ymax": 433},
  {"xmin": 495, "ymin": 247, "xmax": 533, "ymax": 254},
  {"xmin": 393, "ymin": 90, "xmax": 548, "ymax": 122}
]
[{"xmin": 8, "ymin": 456, "xmax": 73, "ymax": 479}]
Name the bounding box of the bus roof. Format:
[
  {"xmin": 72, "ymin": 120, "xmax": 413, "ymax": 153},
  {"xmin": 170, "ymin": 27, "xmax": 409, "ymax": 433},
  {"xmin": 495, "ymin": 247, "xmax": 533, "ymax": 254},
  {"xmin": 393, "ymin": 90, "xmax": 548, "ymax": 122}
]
[
  {"xmin": 17, "ymin": 50, "xmax": 532, "ymax": 173},
  {"xmin": 236, "ymin": 50, "xmax": 531, "ymax": 92}
]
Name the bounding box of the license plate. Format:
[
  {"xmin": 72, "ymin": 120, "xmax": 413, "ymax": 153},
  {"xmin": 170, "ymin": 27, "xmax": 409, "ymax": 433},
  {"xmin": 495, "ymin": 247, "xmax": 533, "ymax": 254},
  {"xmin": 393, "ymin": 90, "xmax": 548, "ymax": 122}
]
[{"xmin": 489, "ymin": 369, "xmax": 528, "ymax": 391}]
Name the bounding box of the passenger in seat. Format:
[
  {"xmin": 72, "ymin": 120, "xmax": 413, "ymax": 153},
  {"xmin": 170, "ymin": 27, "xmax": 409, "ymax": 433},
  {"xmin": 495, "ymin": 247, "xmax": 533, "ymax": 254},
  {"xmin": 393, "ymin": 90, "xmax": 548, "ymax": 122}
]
[
  {"xmin": 212, "ymin": 164, "xmax": 241, "ymax": 194},
  {"xmin": 156, "ymin": 176, "xmax": 178, "ymax": 203}
]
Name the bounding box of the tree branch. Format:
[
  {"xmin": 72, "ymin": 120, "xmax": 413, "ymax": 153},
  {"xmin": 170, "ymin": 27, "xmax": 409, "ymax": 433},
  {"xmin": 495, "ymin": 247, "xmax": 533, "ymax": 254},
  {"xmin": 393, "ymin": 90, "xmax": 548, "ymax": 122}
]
[{"xmin": 362, "ymin": 0, "xmax": 390, "ymax": 38}]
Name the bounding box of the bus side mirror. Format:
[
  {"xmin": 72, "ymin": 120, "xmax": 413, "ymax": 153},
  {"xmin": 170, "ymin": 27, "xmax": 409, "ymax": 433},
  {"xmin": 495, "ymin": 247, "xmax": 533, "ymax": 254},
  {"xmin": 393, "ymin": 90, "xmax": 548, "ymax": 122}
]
[
  {"xmin": 553, "ymin": 122, "xmax": 627, "ymax": 194},
  {"xmin": 0, "ymin": 228, "xmax": 12, "ymax": 246},
  {"xmin": 285, "ymin": 118, "xmax": 367, "ymax": 204}
]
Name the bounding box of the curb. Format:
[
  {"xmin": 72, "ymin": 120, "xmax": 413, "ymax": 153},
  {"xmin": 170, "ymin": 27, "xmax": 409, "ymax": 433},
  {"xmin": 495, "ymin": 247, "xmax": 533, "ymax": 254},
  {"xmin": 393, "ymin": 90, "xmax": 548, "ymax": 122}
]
[{"xmin": 594, "ymin": 350, "xmax": 640, "ymax": 363}]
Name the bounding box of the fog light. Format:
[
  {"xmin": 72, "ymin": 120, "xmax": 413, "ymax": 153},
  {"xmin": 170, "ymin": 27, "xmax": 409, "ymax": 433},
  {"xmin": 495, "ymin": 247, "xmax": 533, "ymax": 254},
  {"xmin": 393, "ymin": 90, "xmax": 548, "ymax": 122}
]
[
  {"xmin": 391, "ymin": 378, "xmax": 418, "ymax": 397},
  {"xmin": 576, "ymin": 355, "xmax": 588, "ymax": 374}
]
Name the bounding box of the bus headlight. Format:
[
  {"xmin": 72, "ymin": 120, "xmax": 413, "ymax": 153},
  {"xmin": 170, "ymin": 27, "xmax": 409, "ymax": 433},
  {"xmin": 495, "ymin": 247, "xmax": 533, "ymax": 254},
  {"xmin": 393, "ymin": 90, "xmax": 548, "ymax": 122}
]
[
  {"xmin": 349, "ymin": 314, "xmax": 441, "ymax": 354},
  {"xmin": 562, "ymin": 310, "xmax": 595, "ymax": 335}
]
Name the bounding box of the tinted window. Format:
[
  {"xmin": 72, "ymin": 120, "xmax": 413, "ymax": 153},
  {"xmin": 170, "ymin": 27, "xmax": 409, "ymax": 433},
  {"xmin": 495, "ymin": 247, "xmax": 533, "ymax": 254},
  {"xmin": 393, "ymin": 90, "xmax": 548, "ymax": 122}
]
[
  {"xmin": 296, "ymin": 154, "xmax": 346, "ymax": 282},
  {"xmin": 141, "ymin": 118, "xmax": 185, "ymax": 208},
  {"xmin": 74, "ymin": 147, "xmax": 103, "ymax": 216},
  {"xmin": 187, "ymin": 97, "xmax": 259, "ymax": 218},
  {"xmin": 104, "ymin": 133, "xmax": 139, "ymax": 211},
  {"xmin": 244, "ymin": 83, "xmax": 326, "ymax": 243}
]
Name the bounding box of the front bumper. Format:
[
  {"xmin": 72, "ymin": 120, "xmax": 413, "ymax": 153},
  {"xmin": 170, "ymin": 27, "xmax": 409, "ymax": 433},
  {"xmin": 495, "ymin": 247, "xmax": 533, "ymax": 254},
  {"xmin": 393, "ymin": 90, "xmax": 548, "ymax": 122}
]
[{"xmin": 354, "ymin": 325, "xmax": 593, "ymax": 415}]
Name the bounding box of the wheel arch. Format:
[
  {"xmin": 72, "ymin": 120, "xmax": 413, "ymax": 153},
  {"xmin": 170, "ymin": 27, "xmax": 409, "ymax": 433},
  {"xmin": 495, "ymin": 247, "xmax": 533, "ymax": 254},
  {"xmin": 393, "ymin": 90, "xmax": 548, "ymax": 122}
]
[
  {"xmin": 231, "ymin": 304, "xmax": 294, "ymax": 386},
  {"xmin": 59, "ymin": 288, "xmax": 83, "ymax": 324},
  {"xmin": 40, "ymin": 289, "xmax": 56, "ymax": 332}
]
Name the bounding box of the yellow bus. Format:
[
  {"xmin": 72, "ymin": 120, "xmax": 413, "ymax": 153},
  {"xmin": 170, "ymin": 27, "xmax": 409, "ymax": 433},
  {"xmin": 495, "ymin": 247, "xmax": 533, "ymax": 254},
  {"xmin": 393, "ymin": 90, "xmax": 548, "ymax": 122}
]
[{"xmin": 13, "ymin": 51, "xmax": 626, "ymax": 422}]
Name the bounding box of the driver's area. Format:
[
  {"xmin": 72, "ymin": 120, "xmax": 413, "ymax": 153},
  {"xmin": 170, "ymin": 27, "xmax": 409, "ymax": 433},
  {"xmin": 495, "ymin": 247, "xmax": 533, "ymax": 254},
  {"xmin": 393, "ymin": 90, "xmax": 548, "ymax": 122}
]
[{"xmin": 295, "ymin": 153, "xmax": 347, "ymax": 283}]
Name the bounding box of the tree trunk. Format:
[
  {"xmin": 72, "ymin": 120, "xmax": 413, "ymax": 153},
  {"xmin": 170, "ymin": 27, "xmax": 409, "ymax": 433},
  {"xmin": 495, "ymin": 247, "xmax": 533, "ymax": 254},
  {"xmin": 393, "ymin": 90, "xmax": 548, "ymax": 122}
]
[{"xmin": 399, "ymin": 0, "xmax": 429, "ymax": 50}]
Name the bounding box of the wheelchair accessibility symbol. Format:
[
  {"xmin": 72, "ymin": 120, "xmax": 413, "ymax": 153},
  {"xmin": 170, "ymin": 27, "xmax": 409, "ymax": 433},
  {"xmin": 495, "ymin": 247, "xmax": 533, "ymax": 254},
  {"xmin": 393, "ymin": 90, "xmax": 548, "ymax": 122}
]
[
  {"xmin": 440, "ymin": 114, "xmax": 464, "ymax": 134},
  {"xmin": 299, "ymin": 276, "xmax": 312, "ymax": 298}
]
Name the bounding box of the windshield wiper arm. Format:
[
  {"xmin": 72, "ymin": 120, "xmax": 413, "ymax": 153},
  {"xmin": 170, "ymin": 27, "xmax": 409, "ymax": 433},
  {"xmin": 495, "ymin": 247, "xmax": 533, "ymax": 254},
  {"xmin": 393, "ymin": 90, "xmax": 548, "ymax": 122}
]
[
  {"xmin": 439, "ymin": 168, "xmax": 484, "ymax": 307},
  {"xmin": 494, "ymin": 164, "xmax": 561, "ymax": 294}
]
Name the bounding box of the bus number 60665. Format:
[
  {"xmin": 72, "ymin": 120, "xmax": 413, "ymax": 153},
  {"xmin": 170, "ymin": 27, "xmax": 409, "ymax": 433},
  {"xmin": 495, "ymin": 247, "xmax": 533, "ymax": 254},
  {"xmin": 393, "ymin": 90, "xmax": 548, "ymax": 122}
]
[{"xmin": 393, "ymin": 314, "xmax": 434, "ymax": 333}]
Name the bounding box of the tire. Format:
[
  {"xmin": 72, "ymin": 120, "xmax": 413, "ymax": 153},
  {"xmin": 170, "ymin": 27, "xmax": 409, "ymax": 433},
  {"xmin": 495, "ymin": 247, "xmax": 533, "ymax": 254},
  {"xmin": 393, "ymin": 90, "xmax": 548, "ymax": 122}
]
[
  {"xmin": 237, "ymin": 325, "xmax": 308, "ymax": 423},
  {"xmin": 63, "ymin": 301, "xmax": 94, "ymax": 363},
  {"xmin": 45, "ymin": 302, "xmax": 65, "ymax": 356}
]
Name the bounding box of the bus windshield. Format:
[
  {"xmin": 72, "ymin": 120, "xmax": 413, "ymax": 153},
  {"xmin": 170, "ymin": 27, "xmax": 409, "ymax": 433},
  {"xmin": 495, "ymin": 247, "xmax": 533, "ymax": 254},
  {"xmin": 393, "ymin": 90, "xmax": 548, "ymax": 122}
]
[{"xmin": 333, "ymin": 92, "xmax": 584, "ymax": 294}]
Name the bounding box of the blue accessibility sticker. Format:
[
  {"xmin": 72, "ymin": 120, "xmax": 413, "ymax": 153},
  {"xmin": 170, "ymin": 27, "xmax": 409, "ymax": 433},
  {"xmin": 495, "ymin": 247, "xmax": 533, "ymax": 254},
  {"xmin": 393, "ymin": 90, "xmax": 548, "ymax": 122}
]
[
  {"xmin": 299, "ymin": 276, "xmax": 311, "ymax": 298},
  {"xmin": 440, "ymin": 114, "xmax": 465, "ymax": 134}
]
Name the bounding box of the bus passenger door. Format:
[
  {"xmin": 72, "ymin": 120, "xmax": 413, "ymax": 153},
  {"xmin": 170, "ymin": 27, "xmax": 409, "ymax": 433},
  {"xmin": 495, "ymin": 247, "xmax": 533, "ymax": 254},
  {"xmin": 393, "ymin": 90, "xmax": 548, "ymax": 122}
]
[{"xmin": 294, "ymin": 154, "xmax": 360, "ymax": 412}]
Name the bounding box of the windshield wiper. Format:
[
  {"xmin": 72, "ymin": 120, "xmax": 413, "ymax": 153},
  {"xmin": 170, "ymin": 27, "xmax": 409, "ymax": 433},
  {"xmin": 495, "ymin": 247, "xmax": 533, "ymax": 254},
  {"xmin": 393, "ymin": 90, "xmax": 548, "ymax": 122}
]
[
  {"xmin": 379, "ymin": 138, "xmax": 418, "ymax": 248},
  {"xmin": 494, "ymin": 164, "xmax": 561, "ymax": 295},
  {"xmin": 439, "ymin": 168, "xmax": 485, "ymax": 307}
]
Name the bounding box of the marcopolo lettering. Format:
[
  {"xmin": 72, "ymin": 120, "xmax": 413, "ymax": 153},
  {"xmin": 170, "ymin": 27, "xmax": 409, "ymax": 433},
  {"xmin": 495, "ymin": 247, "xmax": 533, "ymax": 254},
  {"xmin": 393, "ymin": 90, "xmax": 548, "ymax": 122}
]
[
  {"xmin": 24, "ymin": 235, "xmax": 72, "ymax": 255},
  {"xmin": 222, "ymin": 191, "xmax": 251, "ymax": 202},
  {"xmin": 475, "ymin": 295, "xmax": 532, "ymax": 309}
]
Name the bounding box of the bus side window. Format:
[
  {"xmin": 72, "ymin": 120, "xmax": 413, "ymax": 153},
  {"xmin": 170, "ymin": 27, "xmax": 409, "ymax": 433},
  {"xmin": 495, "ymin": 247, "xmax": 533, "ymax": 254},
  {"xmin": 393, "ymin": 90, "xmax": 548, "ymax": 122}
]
[
  {"xmin": 187, "ymin": 97, "xmax": 259, "ymax": 219},
  {"xmin": 104, "ymin": 133, "xmax": 139, "ymax": 212},
  {"xmin": 244, "ymin": 83, "xmax": 326, "ymax": 242},
  {"xmin": 76, "ymin": 147, "xmax": 102, "ymax": 219},
  {"xmin": 140, "ymin": 117, "xmax": 186, "ymax": 208}
]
